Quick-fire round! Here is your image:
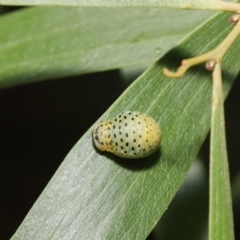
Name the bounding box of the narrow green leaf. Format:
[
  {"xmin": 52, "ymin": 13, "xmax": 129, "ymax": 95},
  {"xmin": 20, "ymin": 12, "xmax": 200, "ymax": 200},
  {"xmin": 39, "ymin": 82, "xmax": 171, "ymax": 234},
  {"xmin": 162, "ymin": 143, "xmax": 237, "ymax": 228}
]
[
  {"xmin": 0, "ymin": 0, "xmax": 239, "ymax": 11},
  {"xmin": 209, "ymin": 63, "xmax": 234, "ymax": 240},
  {"xmin": 0, "ymin": 7, "xmax": 213, "ymax": 88},
  {"xmin": 10, "ymin": 10, "xmax": 240, "ymax": 240}
]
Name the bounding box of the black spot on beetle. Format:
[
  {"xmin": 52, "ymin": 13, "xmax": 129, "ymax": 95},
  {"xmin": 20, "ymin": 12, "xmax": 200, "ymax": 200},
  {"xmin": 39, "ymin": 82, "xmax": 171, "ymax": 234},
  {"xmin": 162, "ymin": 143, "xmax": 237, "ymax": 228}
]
[{"xmin": 95, "ymin": 136, "xmax": 99, "ymax": 142}]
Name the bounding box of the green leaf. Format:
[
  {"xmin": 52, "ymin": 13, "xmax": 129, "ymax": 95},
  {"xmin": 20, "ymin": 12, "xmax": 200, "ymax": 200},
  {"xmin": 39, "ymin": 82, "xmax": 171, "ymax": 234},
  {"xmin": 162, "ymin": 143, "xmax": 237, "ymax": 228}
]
[
  {"xmin": 0, "ymin": 7, "xmax": 213, "ymax": 88},
  {"xmin": 11, "ymin": 10, "xmax": 240, "ymax": 240},
  {"xmin": 209, "ymin": 63, "xmax": 234, "ymax": 240},
  {"xmin": 0, "ymin": 0, "xmax": 239, "ymax": 11}
]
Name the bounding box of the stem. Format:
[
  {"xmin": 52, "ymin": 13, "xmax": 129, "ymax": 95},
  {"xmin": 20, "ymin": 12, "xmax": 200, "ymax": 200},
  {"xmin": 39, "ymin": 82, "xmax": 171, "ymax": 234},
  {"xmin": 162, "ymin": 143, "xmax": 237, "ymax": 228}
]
[
  {"xmin": 218, "ymin": 1, "xmax": 240, "ymax": 12},
  {"xmin": 209, "ymin": 62, "xmax": 234, "ymax": 240},
  {"xmin": 163, "ymin": 15, "xmax": 240, "ymax": 78}
]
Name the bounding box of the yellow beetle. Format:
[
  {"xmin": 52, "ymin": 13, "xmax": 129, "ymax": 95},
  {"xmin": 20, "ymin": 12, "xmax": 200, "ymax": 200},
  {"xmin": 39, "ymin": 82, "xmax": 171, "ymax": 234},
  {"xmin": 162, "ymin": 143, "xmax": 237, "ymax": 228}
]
[{"xmin": 93, "ymin": 111, "xmax": 161, "ymax": 158}]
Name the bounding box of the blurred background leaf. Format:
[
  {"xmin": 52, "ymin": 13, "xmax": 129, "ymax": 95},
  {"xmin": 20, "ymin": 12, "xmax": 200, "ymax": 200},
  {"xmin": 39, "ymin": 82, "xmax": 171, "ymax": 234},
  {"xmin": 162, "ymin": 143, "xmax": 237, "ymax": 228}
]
[
  {"xmin": 0, "ymin": 7, "xmax": 213, "ymax": 88},
  {"xmin": 0, "ymin": 0, "xmax": 234, "ymax": 10}
]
